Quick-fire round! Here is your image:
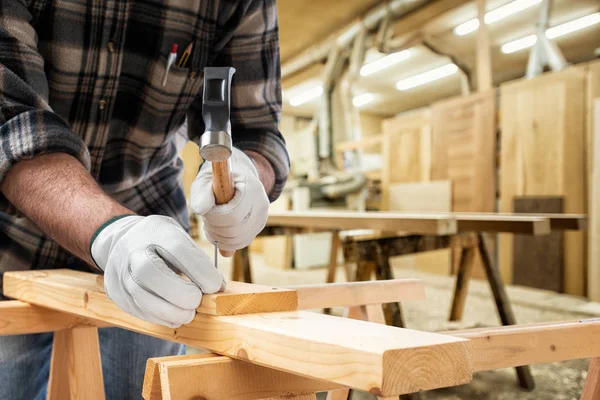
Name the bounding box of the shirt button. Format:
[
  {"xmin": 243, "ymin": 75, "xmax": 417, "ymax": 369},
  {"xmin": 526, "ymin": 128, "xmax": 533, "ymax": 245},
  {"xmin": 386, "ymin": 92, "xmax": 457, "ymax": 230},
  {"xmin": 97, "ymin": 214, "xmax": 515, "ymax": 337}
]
[
  {"xmin": 99, "ymin": 100, "xmax": 106, "ymax": 110},
  {"xmin": 107, "ymin": 41, "xmax": 116, "ymax": 53}
]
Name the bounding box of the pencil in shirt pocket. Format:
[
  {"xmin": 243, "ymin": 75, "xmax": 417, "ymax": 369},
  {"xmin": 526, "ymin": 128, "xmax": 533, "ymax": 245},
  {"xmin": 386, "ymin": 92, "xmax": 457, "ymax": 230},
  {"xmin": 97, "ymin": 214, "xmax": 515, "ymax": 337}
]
[{"xmin": 177, "ymin": 42, "xmax": 193, "ymax": 68}]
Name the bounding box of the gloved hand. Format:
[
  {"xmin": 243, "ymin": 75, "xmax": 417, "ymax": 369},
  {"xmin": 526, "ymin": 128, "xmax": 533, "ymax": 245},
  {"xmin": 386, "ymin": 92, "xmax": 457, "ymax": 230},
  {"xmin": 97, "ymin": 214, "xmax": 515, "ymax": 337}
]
[
  {"xmin": 91, "ymin": 214, "xmax": 225, "ymax": 328},
  {"xmin": 190, "ymin": 147, "xmax": 269, "ymax": 253}
]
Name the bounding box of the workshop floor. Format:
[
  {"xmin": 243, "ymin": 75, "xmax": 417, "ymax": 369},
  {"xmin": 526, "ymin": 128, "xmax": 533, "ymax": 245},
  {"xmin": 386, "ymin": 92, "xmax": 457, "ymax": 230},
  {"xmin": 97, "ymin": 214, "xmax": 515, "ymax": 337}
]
[{"xmin": 204, "ymin": 245, "xmax": 600, "ymax": 400}]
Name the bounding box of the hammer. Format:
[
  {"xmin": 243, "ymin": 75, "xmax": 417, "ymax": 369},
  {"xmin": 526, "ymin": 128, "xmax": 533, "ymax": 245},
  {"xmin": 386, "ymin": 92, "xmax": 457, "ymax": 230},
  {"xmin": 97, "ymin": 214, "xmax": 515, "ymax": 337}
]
[{"xmin": 200, "ymin": 66, "xmax": 236, "ymax": 260}]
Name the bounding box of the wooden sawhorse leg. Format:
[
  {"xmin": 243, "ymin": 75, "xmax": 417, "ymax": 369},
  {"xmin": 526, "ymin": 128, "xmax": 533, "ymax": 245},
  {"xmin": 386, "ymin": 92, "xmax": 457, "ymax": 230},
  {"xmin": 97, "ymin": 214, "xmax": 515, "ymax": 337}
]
[
  {"xmin": 231, "ymin": 246, "xmax": 252, "ymax": 283},
  {"xmin": 478, "ymin": 233, "xmax": 535, "ymax": 390},
  {"xmin": 581, "ymin": 358, "xmax": 600, "ymax": 399},
  {"xmin": 48, "ymin": 326, "xmax": 105, "ymax": 400},
  {"xmin": 350, "ymin": 240, "xmax": 407, "ymax": 328},
  {"xmin": 449, "ymin": 233, "xmax": 535, "ymax": 390}
]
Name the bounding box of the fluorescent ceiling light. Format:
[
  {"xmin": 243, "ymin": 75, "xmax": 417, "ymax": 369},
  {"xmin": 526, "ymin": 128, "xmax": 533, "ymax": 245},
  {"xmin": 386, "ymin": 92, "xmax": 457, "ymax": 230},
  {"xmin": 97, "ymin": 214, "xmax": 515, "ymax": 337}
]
[
  {"xmin": 360, "ymin": 50, "xmax": 412, "ymax": 76},
  {"xmin": 289, "ymin": 85, "xmax": 323, "ymax": 106},
  {"xmin": 353, "ymin": 93, "xmax": 375, "ymax": 107},
  {"xmin": 501, "ymin": 34, "xmax": 537, "ymax": 53},
  {"xmin": 501, "ymin": 12, "xmax": 600, "ymax": 53},
  {"xmin": 395, "ymin": 64, "xmax": 459, "ymax": 91},
  {"xmin": 454, "ymin": 0, "xmax": 542, "ymax": 36},
  {"xmin": 546, "ymin": 12, "xmax": 600, "ymax": 39}
]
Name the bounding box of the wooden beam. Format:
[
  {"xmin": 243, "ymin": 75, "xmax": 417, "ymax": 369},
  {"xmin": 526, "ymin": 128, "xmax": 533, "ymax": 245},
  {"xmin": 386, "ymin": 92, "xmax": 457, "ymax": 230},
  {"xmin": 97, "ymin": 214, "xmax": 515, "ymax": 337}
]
[
  {"xmin": 391, "ymin": 0, "xmax": 471, "ymax": 38},
  {"xmin": 0, "ymin": 300, "xmax": 106, "ymax": 335},
  {"xmin": 96, "ymin": 275, "xmax": 298, "ymax": 316},
  {"xmin": 454, "ymin": 214, "xmax": 551, "ymax": 235},
  {"xmin": 590, "ymin": 99, "xmax": 600, "ymax": 301},
  {"xmin": 581, "ymin": 358, "xmax": 600, "ymax": 400},
  {"xmin": 289, "ymin": 279, "xmax": 426, "ymax": 310},
  {"xmin": 4, "ymin": 270, "xmax": 474, "ymax": 396},
  {"xmin": 145, "ymin": 353, "xmax": 341, "ymax": 400},
  {"xmin": 48, "ymin": 327, "xmax": 105, "ymax": 400},
  {"xmin": 268, "ymin": 211, "xmax": 553, "ymax": 235},
  {"xmin": 448, "ymin": 319, "xmax": 600, "ymax": 371},
  {"xmin": 268, "ymin": 211, "xmax": 458, "ymax": 234},
  {"xmin": 476, "ymin": 0, "xmax": 492, "ymax": 91}
]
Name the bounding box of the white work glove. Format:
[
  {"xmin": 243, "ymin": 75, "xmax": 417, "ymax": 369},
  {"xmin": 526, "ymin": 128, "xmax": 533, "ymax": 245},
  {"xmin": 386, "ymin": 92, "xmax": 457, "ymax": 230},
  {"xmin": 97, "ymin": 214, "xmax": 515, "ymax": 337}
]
[
  {"xmin": 190, "ymin": 147, "xmax": 269, "ymax": 253},
  {"xmin": 91, "ymin": 215, "xmax": 225, "ymax": 328}
]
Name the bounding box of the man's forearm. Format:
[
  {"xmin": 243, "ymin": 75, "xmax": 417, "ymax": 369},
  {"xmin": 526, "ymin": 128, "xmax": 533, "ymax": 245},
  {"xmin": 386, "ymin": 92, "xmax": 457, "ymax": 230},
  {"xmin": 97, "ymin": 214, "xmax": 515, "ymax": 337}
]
[
  {"xmin": 244, "ymin": 150, "xmax": 275, "ymax": 196},
  {"xmin": 0, "ymin": 153, "xmax": 134, "ymax": 266}
]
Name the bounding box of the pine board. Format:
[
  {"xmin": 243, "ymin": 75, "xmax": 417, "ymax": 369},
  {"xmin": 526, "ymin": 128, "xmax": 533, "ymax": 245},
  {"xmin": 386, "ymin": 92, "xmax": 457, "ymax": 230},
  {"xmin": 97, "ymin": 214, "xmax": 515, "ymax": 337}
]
[{"xmin": 499, "ymin": 66, "xmax": 587, "ymax": 295}]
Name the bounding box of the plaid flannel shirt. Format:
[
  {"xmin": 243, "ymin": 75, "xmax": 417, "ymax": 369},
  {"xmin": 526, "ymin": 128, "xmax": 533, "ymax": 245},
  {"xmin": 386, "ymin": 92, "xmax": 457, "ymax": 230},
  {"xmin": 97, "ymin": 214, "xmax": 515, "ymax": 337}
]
[{"xmin": 0, "ymin": 0, "xmax": 289, "ymax": 287}]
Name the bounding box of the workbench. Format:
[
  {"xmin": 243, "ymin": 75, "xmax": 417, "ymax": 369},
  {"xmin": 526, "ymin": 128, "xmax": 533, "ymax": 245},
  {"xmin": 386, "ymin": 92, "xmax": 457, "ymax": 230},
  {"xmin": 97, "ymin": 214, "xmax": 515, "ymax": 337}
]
[
  {"xmin": 2, "ymin": 269, "xmax": 599, "ymax": 400},
  {"xmin": 234, "ymin": 211, "xmax": 587, "ymax": 391}
]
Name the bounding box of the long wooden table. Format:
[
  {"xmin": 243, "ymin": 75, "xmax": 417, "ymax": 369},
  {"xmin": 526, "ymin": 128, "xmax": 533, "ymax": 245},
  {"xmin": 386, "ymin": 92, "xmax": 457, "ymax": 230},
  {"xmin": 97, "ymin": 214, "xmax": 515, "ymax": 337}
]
[{"xmin": 235, "ymin": 211, "xmax": 587, "ymax": 391}]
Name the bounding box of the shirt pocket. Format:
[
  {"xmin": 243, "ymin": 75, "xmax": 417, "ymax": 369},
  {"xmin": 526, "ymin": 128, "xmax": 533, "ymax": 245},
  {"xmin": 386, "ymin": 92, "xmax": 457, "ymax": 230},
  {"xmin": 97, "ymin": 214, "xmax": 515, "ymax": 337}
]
[{"xmin": 146, "ymin": 54, "xmax": 202, "ymax": 135}]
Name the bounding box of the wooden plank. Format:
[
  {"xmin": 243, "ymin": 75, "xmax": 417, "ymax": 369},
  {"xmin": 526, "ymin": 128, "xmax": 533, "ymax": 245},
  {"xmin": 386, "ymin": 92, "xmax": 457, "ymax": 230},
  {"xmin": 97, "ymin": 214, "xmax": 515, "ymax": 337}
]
[
  {"xmin": 581, "ymin": 357, "xmax": 600, "ymax": 400},
  {"xmin": 431, "ymin": 91, "xmax": 496, "ymax": 214},
  {"xmin": 455, "ymin": 214, "xmax": 550, "ymax": 235},
  {"xmin": 289, "ymin": 279, "xmax": 426, "ymax": 310},
  {"xmin": 381, "ymin": 108, "xmax": 433, "ymax": 210},
  {"xmin": 590, "ymin": 99, "xmax": 600, "ymax": 301},
  {"xmin": 513, "ymin": 197, "xmax": 564, "ymax": 292},
  {"xmin": 4, "ymin": 270, "xmax": 474, "ymax": 396},
  {"xmin": 499, "ymin": 66, "xmax": 587, "ymax": 293},
  {"xmin": 452, "ymin": 212, "xmax": 586, "ymax": 231},
  {"xmin": 448, "ymin": 319, "xmax": 600, "ymax": 372},
  {"xmin": 0, "ymin": 300, "xmax": 106, "ymax": 335},
  {"xmin": 143, "ymin": 354, "xmax": 195, "ymax": 400},
  {"xmin": 150, "ymin": 353, "xmax": 341, "ymax": 400},
  {"xmin": 387, "ymin": 181, "xmax": 452, "ymax": 213},
  {"xmin": 97, "ymin": 275, "xmax": 298, "ymax": 316},
  {"xmin": 268, "ymin": 211, "xmax": 457, "ymax": 235},
  {"xmin": 475, "ymin": 0, "xmax": 492, "ymax": 92},
  {"xmin": 48, "ymin": 327, "xmax": 105, "ymax": 400}
]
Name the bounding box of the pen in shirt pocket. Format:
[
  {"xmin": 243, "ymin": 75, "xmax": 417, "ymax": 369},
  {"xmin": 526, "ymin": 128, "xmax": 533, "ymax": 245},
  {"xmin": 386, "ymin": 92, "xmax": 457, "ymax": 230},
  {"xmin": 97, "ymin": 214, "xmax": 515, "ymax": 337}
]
[{"xmin": 162, "ymin": 44, "xmax": 178, "ymax": 87}]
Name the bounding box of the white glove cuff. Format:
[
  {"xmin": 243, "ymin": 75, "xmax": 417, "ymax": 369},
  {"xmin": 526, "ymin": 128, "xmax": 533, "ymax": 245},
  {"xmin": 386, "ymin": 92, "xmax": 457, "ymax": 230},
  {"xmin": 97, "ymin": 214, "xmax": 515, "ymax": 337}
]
[{"xmin": 90, "ymin": 214, "xmax": 140, "ymax": 270}]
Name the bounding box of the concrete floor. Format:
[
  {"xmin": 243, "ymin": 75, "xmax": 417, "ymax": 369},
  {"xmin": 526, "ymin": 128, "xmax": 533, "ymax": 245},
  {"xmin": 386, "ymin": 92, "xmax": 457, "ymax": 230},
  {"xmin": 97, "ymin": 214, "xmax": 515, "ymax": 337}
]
[{"xmin": 204, "ymin": 245, "xmax": 600, "ymax": 400}]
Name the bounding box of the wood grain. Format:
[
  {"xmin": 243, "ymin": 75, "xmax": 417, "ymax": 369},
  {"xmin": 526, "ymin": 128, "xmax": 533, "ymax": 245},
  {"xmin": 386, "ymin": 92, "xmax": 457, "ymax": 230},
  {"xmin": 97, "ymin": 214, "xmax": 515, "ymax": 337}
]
[
  {"xmin": 289, "ymin": 279, "xmax": 426, "ymax": 310},
  {"xmin": 387, "ymin": 181, "xmax": 452, "ymax": 213},
  {"xmin": 475, "ymin": 0, "xmax": 492, "ymax": 92},
  {"xmin": 449, "ymin": 319, "xmax": 600, "ymax": 372},
  {"xmin": 590, "ymin": 98, "xmax": 600, "ymax": 301},
  {"xmin": 513, "ymin": 197, "xmax": 564, "ymax": 292},
  {"xmin": 431, "ymin": 91, "xmax": 496, "ymax": 214},
  {"xmin": 268, "ymin": 211, "xmax": 457, "ymax": 234},
  {"xmin": 499, "ymin": 66, "xmax": 587, "ymax": 294},
  {"xmin": 97, "ymin": 275, "xmax": 299, "ymax": 316},
  {"xmin": 148, "ymin": 353, "xmax": 341, "ymax": 400},
  {"xmin": 581, "ymin": 357, "xmax": 600, "ymax": 400},
  {"xmin": 381, "ymin": 108, "xmax": 433, "ymax": 210},
  {"xmin": 48, "ymin": 327, "xmax": 105, "ymax": 400},
  {"xmin": 0, "ymin": 300, "xmax": 105, "ymax": 335},
  {"xmin": 4, "ymin": 270, "xmax": 474, "ymax": 396}
]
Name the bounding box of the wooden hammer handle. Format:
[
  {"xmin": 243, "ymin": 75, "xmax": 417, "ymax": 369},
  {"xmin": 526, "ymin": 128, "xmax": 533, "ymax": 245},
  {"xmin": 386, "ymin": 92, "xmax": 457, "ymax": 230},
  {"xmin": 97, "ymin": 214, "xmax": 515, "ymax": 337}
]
[{"xmin": 212, "ymin": 160, "xmax": 235, "ymax": 257}]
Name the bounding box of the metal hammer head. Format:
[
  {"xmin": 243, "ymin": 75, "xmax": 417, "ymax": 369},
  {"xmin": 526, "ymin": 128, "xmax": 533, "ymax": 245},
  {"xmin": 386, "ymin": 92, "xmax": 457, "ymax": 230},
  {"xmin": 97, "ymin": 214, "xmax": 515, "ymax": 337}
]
[{"xmin": 199, "ymin": 67, "xmax": 236, "ymax": 162}]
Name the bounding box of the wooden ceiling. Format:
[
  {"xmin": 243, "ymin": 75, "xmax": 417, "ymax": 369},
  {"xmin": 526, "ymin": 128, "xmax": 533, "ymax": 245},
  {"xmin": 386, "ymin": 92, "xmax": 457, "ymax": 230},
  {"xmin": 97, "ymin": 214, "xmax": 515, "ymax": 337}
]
[
  {"xmin": 279, "ymin": 0, "xmax": 600, "ymax": 118},
  {"xmin": 277, "ymin": 0, "xmax": 384, "ymax": 63}
]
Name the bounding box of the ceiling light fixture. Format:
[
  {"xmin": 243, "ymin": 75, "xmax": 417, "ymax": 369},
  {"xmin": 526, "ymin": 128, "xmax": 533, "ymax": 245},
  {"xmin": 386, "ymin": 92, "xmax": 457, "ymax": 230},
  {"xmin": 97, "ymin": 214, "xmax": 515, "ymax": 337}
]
[
  {"xmin": 289, "ymin": 85, "xmax": 324, "ymax": 107},
  {"xmin": 353, "ymin": 93, "xmax": 375, "ymax": 107},
  {"xmin": 501, "ymin": 12, "xmax": 600, "ymax": 53},
  {"xmin": 454, "ymin": 0, "xmax": 543, "ymax": 36},
  {"xmin": 395, "ymin": 64, "xmax": 459, "ymax": 91},
  {"xmin": 360, "ymin": 50, "xmax": 412, "ymax": 76}
]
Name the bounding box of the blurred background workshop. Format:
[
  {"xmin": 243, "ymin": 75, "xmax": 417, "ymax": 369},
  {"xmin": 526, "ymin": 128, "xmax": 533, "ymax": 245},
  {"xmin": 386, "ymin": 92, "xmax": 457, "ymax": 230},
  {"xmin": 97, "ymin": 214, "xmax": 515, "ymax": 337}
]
[{"xmin": 177, "ymin": 0, "xmax": 600, "ymax": 398}]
